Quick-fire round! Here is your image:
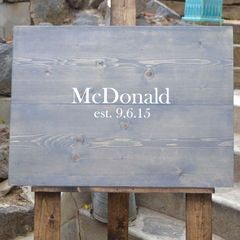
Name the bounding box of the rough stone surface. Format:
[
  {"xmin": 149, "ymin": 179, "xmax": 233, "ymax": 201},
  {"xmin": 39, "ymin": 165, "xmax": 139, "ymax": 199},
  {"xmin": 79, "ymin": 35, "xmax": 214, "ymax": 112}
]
[
  {"xmin": 0, "ymin": 204, "xmax": 33, "ymax": 239},
  {"xmin": 0, "ymin": 187, "xmax": 34, "ymax": 240},
  {"xmin": 14, "ymin": 232, "xmax": 33, "ymax": 240},
  {"xmin": 67, "ymin": 0, "xmax": 85, "ymax": 9},
  {"xmin": 98, "ymin": 0, "xmax": 110, "ymax": 24},
  {"xmin": 0, "ymin": 2, "xmax": 30, "ymax": 39},
  {"xmin": 20, "ymin": 187, "xmax": 34, "ymax": 204},
  {"xmin": 5, "ymin": 0, "xmax": 30, "ymax": 2},
  {"xmin": 0, "ymin": 42, "xmax": 12, "ymax": 96},
  {"xmin": 89, "ymin": 0, "xmax": 103, "ymax": 8},
  {"xmin": 78, "ymin": 206, "xmax": 224, "ymax": 240},
  {"xmin": 61, "ymin": 192, "xmax": 91, "ymax": 225},
  {"xmin": 73, "ymin": 9, "xmax": 104, "ymax": 25},
  {"xmin": 62, "ymin": 218, "xmax": 79, "ymax": 240},
  {"xmin": 136, "ymin": 192, "xmax": 185, "ymax": 220},
  {"xmin": 136, "ymin": 0, "xmax": 146, "ymax": 17},
  {"xmin": 0, "ymin": 180, "xmax": 13, "ymax": 197},
  {"xmin": 0, "ymin": 97, "xmax": 11, "ymax": 124},
  {"xmin": 0, "ymin": 125, "xmax": 9, "ymax": 181},
  {"xmin": 30, "ymin": 0, "xmax": 74, "ymax": 25}
]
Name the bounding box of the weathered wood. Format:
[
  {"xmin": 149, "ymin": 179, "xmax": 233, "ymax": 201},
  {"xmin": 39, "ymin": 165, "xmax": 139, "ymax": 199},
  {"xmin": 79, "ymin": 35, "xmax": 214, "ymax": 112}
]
[
  {"xmin": 9, "ymin": 26, "xmax": 234, "ymax": 188},
  {"xmin": 32, "ymin": 186, "xmax": 214, "ymax": 193},
  {"xmin": 233, "ymin": 24, "xmax": 240, "ymax": 44},
  {"xmin": 111, "ymin": 0, "xmax": 136, "ymax": 25},
  {"xmin": 235, "ymin": 68, "xmax": 240, "ymax": 88},
  {"xmin": 34, "ymin": 192, "xmax": 61, "ymax": 240},
  {"xmin": 224, "ymin": 22, "xmax": 240, "ymax": 44},
  {"xmin": 186, "ymin": 193, "xmax": 212, "ymax": 240},
  {"xmin": 235, "ymin": 45, "xmax": 240, "ymax": 67},
  {"xmin": 108, "ymin": 193, "xmax": 129, "ymax": 240}
]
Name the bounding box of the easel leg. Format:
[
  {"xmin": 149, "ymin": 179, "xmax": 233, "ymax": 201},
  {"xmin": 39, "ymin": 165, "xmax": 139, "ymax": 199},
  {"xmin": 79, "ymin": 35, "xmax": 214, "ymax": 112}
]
[
  {"xmin": 34, "ymin": 192, "xmax": 61, "ymax": 240},
  {"xmin": 186, "ymin": 193, "xmax": 212, "ymax": 240},
  {"xmin": 108, "ymin": 193, "xmax": 129, "ymax": 240}
]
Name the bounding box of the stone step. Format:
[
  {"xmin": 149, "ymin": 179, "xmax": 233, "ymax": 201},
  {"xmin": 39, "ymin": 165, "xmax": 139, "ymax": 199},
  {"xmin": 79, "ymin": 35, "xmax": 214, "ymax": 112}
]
[
  {"xmin": 0, "ymin": 188, "xmax": 34, "ymax": 240},
  {"xmin": 77, "ymin": 206, "xmax": 224, "ymax": 240},
  {"xmin": 136, "ymin": 183, "xmax": 240, "ymax": 240},
  {"xmin": 14, "ymin": 232, "xmax": 33, "ymax": 240}
]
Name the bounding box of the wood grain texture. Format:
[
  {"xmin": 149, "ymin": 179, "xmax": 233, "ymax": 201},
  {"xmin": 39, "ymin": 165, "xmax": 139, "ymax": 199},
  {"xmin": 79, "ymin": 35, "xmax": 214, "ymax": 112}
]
[
  {"xmin": 235, "ymin": 68, "xmax": 240, "ymax": 88},
  {"xmin": 234, "ymin": 46, "xmax": 240, "ymax": 67},
  {"xmin": 34, "ymin": 192, "xmax": 61, "ymax": 240},
  {"xmin": 186, "ymin": 194, "xmax": 212, "ymax": 240},
  {"xmin": 111, "ymin": 0, "xmax": 136, "ymax": 26},
  {"xmin": 108, "ymin": 193, "xmax": 129, "ymax": 240},
  {"xmin": 32, "ymin": 186, "xmax": 214, "ymax": 193},
  {"xmin": 9, "ymin": 26, "xmax": 234, "ymax": 187}
]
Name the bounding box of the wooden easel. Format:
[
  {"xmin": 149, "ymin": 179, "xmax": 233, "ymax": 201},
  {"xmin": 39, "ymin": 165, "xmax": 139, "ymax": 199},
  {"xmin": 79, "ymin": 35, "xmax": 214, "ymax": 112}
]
[
  {"xmin": 32, "ymin": 187, "xmax": 213, "ymax": 240},
  {"xmin": 32, "ymin": 1, "xmax": 214, "ymax": 239}
]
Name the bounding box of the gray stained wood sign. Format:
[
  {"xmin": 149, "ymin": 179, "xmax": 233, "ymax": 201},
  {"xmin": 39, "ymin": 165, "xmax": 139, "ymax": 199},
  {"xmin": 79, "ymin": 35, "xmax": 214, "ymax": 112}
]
[{"xmin": 9, "ymin": 26, "xmax": 234, "ymax": 187}]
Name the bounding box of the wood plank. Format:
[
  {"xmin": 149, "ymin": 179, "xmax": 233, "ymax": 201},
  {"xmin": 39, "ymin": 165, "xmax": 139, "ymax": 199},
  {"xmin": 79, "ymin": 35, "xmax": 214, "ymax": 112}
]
[
  {"xmin": 111, "ymin": 0, "xmax": 136, "ymax": 25},
  {"xmin": 9, "ymin": 26, "xmax": 234, "ymax": 188},
  {"xmin": 12, "ymin": 27, "xmax": 233, "ymax": 105},
  {"xmin": 108, "ymin": 193, "xmax": 129, "ymax": 240},
  {"xmin": 235, "ymin": 46, "xmax": 240, "ymax": 67},
  {"xmin": 223, "ymin": 5, "xmax": 240, "ymax": 20},
  {"xmin": 32, "ymin": 186, "xmax": 214, "ymax": 193},
  {"xmin": 186, "ymin": 193, "xmax": 212, "ymax": 240},
  {"xmin": 233, "ymin": 24, "xmax": 240, "ymax": 44},
  {"xmin": 235, "ymin": 68, "xmax": 240, "ymax": 88},
  {"xmin": 34, "ymin": 192, "xmax": 61, "ymax": 240}
]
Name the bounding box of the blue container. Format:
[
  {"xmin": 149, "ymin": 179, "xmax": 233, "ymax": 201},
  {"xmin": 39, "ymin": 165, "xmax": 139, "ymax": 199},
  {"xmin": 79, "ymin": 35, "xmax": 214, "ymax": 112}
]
[{"xmin": 182, "ymin": 0, "xmax": 223, "ymax": 23}]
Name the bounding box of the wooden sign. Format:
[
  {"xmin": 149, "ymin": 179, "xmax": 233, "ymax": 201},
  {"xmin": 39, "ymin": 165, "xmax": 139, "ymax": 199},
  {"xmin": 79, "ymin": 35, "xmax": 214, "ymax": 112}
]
[{"xmin": 9, "ymin": 26, "xmax": 233, "ymax": 187}]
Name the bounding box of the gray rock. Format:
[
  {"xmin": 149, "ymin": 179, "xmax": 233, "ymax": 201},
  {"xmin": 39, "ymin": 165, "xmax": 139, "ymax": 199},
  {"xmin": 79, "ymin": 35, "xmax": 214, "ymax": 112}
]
[
  {"xmin": 61, "ymin": 192, "xmax": 91, "ymax": 225},
  {"xmin": 136, "ymin": 0, "xmax": 146, "ymax": 17},
  {"xmin": 89, "ymin": 0, "xmax": 103, "ymax": 8},
  {"xmin": 0, "ymin": 2, "xmax": 30, "ymax": 39},
  {"xmin": 0, "ymin": 203, "xmax": 33, "ymax": 239},
  {"xmin": 30, "ymin": 0, "xmax": 73, "ymax": 25},
  {"xmin": 67, "ymin": 0, "xmax": 85, "ymax": 9},
  {"xmin": 73, "ymin": 9, "xmax": 104, "ymax": 25},
  {"xmin": 0, "ymin": 125, "xmax": 9, "ymax": 181},
  {"xmin": 62, "ymin": 218, "xmax": 80, "ymax": 240},
  {"xmin": 20, "ymin": 187, "xmax": 34, "ymax": 203},
  {"xmin": 0, "ymin": 97, "xmax": 11, "ymax": 125},
  {"xmin": 4, "ymin": 0, "xmax": 30, "ymax": 2},
  {"xmin": 0, "ymin": 42, "xmax": 12, "ymax": 96},
  {"xmin": 0, "ymin": 180, "xmax": 13, "ymax": 197}
]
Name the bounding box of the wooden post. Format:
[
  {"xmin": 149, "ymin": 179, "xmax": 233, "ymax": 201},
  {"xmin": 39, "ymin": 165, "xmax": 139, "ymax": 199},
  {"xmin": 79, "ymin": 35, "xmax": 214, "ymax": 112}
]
[
  {"xmin": 111, "ymin": 0, "xmax": 136, "ymax": 26},
  {"xmin": 108, "ymin": 1, "xmax": 136, "ymax": 240},
  {"xmin": 108, "ymin": 193, "xmax": 129, "ymax": 240},
  {"xmin": 34, "ymin": 192, "xmax": 61, "ymax": 240},
  {"xmin": 186, "ymin": 193, "xmax": 212, "ymax": 240}
]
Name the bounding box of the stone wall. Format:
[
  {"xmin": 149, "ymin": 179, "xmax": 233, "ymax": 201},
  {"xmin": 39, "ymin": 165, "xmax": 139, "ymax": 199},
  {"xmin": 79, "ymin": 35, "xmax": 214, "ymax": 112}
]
[
  {"xmin": 0, "ymin": 0, "xmax": 239, "ymax": 40},
  {"xmin": 0, "ymin": 0, "xmax": 106, "ymax": 40}
]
